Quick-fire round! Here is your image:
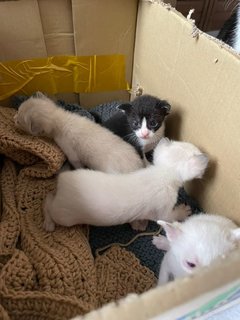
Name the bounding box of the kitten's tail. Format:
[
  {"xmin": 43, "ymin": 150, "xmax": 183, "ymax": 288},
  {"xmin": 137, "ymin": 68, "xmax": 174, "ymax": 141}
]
[{"xmin": 43, "ymin": 192, "xmax": 56, "ymax": 232}]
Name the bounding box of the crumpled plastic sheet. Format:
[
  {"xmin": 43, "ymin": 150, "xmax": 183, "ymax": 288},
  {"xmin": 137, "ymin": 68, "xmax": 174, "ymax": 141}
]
[{"xmin": 0, "ymin": 54, "xmax": 129, "ymax": 100}]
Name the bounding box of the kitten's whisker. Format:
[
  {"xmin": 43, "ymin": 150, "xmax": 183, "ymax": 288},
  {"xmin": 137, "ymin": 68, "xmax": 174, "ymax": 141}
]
[
  {"xmin": 124, "ymin": 133, "xmax": 137, "ymax": 139},
  {"xmin": 231, "ymin": 2, "xmax": 239, "ymax": 14}
]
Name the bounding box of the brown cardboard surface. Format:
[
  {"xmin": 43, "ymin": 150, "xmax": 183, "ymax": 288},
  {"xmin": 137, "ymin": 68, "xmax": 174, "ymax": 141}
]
[
  {"xmin": 0, "ymin": 0, "xmax": 79, "ymax": 104},
  {"xmin": 72, "ymin": 248, "xmax": 240, "ymax": 320},
  {"xmin": 132, "ymin": 1, "xmax": 240, "ymax": 224},
  {"xmin": 37, "ymin": 0, "xmax": 79, "ymax": 103},
  {"xmin": 71, "ymin": 0, "xmax": 138, "ymax": 106},
  {"xmin": 38, "ymin": 0, "xmax": 75, "ymax": 56},
  {"xmin": 0, "ymin": 0, "xmax": 47, "ymax": 61},
  {"xmin": 0, "ymin": 0, "xmax": 135, "ymax": 106},
  {"xmin": 0, "ymin": 1, "xmax": 239, "ymax": 318}
]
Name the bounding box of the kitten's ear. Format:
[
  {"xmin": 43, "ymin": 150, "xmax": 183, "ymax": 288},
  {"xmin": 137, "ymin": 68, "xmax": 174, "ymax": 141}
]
[
  {"xmin": 118, "ymin": 103, "xmax": 132, "ymax": 114},
  {"xmin": 34, "ymin": 91, "xmax": 47, "ymax": 99},
  {"xmin": 157, "ymin": 220, "xmax": 182, "ymax": 242},
  {"xmin": 231, "ymin": 228, "xmax": 240, "ymax": 242},
  {"xmin": 156, "ymin": 101, "xmax": 171, "ymax": 116}
]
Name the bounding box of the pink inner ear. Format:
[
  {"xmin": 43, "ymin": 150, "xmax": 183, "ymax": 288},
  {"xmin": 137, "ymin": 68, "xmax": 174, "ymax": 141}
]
[{"xmin": 158, "ymin": 221, "xmax": 182, "ymax": 242}]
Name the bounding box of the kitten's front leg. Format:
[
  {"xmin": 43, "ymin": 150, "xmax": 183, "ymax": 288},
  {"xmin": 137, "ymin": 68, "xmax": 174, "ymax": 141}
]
[
  {"xmin": 166, "ymin": 204, "xmax": 191, "ymax": 222},
  {"xmin": 158, "ymin": 255, "xmax": 170, "ymax": 285},
  {"xmin": 143, "ymin": 154, "xmax": 152, "ymax": 167},
  {"xmin": 152, "ymin": 235, "xmax": 170, "ymax": 251},
  {"xmin": 130, "ymin": 220, "xmax": 149, "ymax": 231}
]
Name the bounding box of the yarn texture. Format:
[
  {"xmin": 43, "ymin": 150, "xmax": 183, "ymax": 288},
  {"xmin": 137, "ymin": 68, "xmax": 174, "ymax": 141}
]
[{"xmin": 0, "ymin": 107, "xmax": 156, "ymax": 320}]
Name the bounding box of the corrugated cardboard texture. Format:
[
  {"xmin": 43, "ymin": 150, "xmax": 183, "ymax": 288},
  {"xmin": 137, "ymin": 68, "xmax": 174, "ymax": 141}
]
[
  {"xmin": 0, "ymin": 0, "xmax": 78, "ymax": 104},
  {"xmin": 37, "ymin": 0, "xmax": 79, "ymax": 104},
  {"xmin": 0, "ymin": 0, "xmax": 138, "ymax": 106},
  {"xmin": 0, "ymin": 0, "xmax": 47, "ymax": 61},
  {"xmin": 132, "ymin": 1, "xmax": 240, "ymax": 224},
  {"xmin": 72, "ymin": 248, "xmax": 240, "ymax": 320},
  {"xmin": 38, "ymin": 0, "xmax": 75, "ymax": 56},
  {"xmin": 72, "ymin": 0, "xmax": 138, "ymax": 106}
]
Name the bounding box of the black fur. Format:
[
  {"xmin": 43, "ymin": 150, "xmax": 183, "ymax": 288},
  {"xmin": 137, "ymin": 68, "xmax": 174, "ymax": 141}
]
[
  {"xmin": 104, "ymin": 111, "xmax": 143, "ymax": 158},
  {"xmin": 217, "ymin": 7, "xmax": 238, "ymax": 48},
  {"xmin": 103, "ymin": 94, "xmax": 171, "ymax": 159}
]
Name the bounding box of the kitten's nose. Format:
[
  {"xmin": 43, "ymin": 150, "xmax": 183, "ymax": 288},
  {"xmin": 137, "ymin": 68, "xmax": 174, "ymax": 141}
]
[{"xmin": 141, "ymin": 128, "xmax": 149, "ymax": 139}]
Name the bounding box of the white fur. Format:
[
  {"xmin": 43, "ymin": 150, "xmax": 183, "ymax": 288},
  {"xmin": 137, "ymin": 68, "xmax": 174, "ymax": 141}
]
[
  {"xmin": 136, "ymin": 122, "xmax": 165, "ymax": 153},
  {"xmin": 43, "ymin": 139, "xmax": 208, "ymax": 231},
  {"xmin": 153, "ymin": 214, "xmax": 240, "ymax": 285},
  {"xmin": 15, "ymin": 94, "xmax": 144, "ymax": 173},
  {"xmin": 234, "ymin": 6, "xmax": 240, "ymax": 52}
]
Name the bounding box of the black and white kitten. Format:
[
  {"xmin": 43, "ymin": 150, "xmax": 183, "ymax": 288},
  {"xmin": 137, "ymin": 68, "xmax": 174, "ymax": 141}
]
[
  {"xmin": 103, "ymin": 95, "xmax": 171, "ymax": 160},
  {"xmin": 217, "ymin": 4, "xmax": 240, "ymax": 52}
]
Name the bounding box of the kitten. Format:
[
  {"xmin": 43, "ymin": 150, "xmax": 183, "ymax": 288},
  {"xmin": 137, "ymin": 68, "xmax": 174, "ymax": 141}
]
[
  {"xmin": 153, "ymin": 214, "xmax": 240, "ymax": 285},
  {"xmin": 103, "ymin": 95, "xmax": 171, "ymax": 160},
  {"xmin": 217, "ymin": 4, "xmax": 240, "ymax": 52},
  {"xmin": 14, "ymin": 93, "xmax": 144, "ymax": 173},
  {"xmin": 43, "ymin": 138, "xmax": 208, "ymax": 232}
]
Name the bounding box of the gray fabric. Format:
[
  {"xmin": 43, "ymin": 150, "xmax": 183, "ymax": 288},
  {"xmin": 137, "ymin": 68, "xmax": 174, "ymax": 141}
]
[{"xmin": 89, "ymin": 101, "xmax": 124, "ymax": 123}]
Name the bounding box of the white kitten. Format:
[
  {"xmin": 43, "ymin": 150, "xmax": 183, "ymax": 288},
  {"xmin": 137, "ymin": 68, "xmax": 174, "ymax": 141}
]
[
  {"xmin": 14, "ymin": 93, "xmax": 144, "ymax": 173},
  {"xmin": 153, "ymin": 214, "xmax": 240, "ymax": 285},
  {"xmin": 43, "ymin": 138, "xmax": 208, "ymax": 232}
]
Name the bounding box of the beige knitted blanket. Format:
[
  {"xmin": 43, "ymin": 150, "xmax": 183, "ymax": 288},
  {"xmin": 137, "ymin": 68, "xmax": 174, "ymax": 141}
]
[{"xmin": 0, "ymin": 107, "xmax": 155, "ymax": 320}]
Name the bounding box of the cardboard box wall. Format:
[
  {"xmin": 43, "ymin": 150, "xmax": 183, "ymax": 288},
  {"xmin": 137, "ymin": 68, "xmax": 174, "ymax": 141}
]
[{"xmin": 0, "ymin": 0, "xmax": 240, "ymax": 318}]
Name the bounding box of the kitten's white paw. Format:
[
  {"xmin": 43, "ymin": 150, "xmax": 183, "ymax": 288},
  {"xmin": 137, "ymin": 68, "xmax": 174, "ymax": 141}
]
[
  {"xmin": 130, "ymin": 220, "xmax": 148, "ymax": 231},
  {"xmin": 152, "ymin": 235, "xmax": 170, "ymax": 251},
  {"xmin": 172, "ymin": 204, "xmax": 192, "ymax": 222}
]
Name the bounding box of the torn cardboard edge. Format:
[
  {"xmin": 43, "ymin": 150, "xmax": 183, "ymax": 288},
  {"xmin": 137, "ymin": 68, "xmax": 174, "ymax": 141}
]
[
  {"xmin": 146, "ymin": 1, "xmax": 240, "ymax": 57},
  {"xmin": 131, "ymin": 0, "xmax": 240, "ymax": 100}
]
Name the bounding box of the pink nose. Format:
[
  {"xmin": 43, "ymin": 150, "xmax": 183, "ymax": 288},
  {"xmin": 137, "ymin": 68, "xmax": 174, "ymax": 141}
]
[{"xmin": 141, "ymin": 129, "xmax": 149, "ymax": 138}]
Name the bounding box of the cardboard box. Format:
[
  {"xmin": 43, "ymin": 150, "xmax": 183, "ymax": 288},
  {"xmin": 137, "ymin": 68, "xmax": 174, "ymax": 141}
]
[{"xmin": 0, "ymin": 0, "xmax": 239, "ymax": 319}]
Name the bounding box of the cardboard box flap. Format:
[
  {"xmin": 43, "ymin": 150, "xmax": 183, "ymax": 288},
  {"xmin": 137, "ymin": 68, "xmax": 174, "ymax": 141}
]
[
  {"xmin": 72, "ymin": 249, "xmax": 240, "ymax": 320},
  {"xmin": 0, "ymin": 0, "xmax": 47, "ymax": 61},
  {"xmin": 72, "ymin": 0, "xmax": 138, "ymax": 106},
  {"xmin": 132, "ymin": 0, "xmax": 240, "ymax": 223},
  {"xmin": 38, "ymin": 0, "xmax": 75, "ymax": 56},
  {"xmin": 0, "ymin": 0, "xmax": 138, "ymax": 106}
]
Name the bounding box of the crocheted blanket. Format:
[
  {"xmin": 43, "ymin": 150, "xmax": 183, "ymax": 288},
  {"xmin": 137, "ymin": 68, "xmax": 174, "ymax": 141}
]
[{"xmin": 0, "ymin": 107, "xmax": 155, "ymax": 320}]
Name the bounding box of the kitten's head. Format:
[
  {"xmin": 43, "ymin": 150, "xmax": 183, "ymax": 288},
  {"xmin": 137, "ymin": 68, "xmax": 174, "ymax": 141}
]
[
  {"xmin": 14, "ymin": 93, "xmax": 55, "ymax": 136},
  {"xmin": 157, "ymin": 215, "xmax": 240, "ymax": 276},
  {"xmin": 118, "ymin": 95, "xmax": 171, "ymax": 145},
  {"xmin": 153, "ymin": 138, "xmax": 208, "ymax": 182}
]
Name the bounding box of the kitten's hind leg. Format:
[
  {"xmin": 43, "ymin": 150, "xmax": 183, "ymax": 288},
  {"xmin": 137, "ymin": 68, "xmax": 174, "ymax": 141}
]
[
  {"xmin": 43, "ymin": 193, "xmax": 56, "ymax": 232},
  {"xmin": 68, "ymin": 158, "xmax": 82, "ymax": 169}
]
